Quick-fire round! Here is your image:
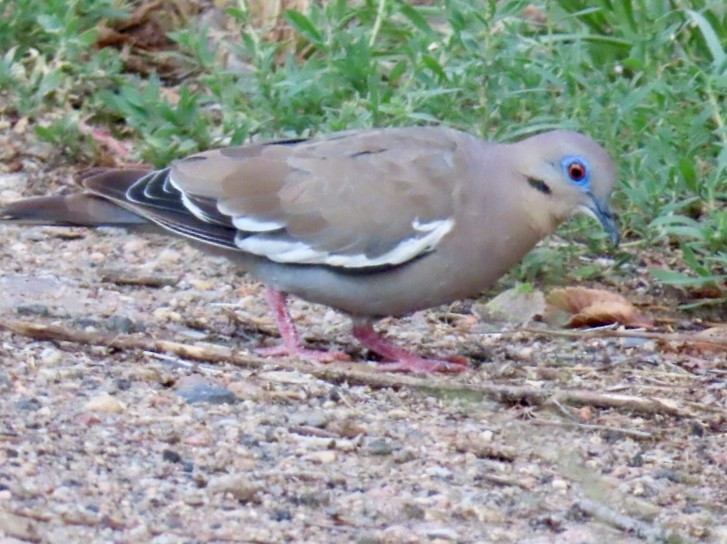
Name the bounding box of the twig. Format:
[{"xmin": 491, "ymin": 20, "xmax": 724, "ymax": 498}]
[
  {"xmin": 531, "ymin": 419, "xmax": 653, "ymax": 440},
  {"xmin": 575, "ymin": 498, "xmax": 674, "ymax": 542},
  {"xmin": 0, "ymin": 317, "xmax": 708, "ymax": 418},
  {"xmin": 288, "ymin": 426, "xmax": 340, "ymax": 439},
  {"xmin": 478, "ymin": 473, "xmax": 531, "ymax": 489},
  {"xmin": 520, "ymin": 326, "xmax": 727, "ymax": 349},
  {"xmin": 98, "ymin": 269, "xmax": 179, "ymax": 288}
]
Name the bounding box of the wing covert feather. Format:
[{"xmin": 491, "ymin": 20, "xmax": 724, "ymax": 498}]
[{"xmin": 167, "ymin": 127, "xmax": 471, "ymax": 267}]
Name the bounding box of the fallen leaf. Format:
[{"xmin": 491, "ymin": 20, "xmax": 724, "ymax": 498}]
[
  {"xmin": 546, "ymin": 287, "xmax": 653, "ymax": 329},
  {"xmin": 682, "ymin": 326, "xmax": 727, "ymax": 354},
  {"xmin": 694, "ymin": 326, "xmax": 727, "ymax": 346}
]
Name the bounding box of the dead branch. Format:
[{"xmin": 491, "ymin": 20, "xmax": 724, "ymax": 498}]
[
  {"xmin": 574, "ymin": 498, "xmax": 675, "ymax": 542},
  {"xmin": 98, "ymin": 269, "xmax": 179, "ymax": 288},
  {"xmin": 521, "ymin": 325, "xmax": 727, "ymax": 350},
  {"xmin": 530, "ymin": 419, "xmax": 653, "ymax": 440},
  {"xmin": 0, "ymin": 317, "xmax": 707, "ymax": 418}
]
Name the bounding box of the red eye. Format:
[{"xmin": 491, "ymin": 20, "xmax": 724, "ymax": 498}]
[{"xmin": 567, "ymin": 161, "xmax": 587, "ymax": 181}]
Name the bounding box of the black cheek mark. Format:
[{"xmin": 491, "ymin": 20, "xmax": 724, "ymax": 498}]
[{"xmin": 527, "ymin": 177, "xmax": 552, "ymax": 195}]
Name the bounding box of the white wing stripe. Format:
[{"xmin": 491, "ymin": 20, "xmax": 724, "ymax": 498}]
[
  {"xmin": 233, "ymin": 215, "xmax": 286, "ymax": 232},
  {"xmin": 181, "ymin": 192, "xmax": 216, "ymax": 223},
  {"xmin": 236, "ymin": 217, "xmax": 454, "ymax": 268}
]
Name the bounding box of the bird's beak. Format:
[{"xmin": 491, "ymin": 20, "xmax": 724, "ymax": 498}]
[{"xmin": 578, "ymin": 195, "xmax": 619, "ymax": 246}]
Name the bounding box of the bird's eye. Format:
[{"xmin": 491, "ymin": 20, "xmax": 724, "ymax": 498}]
[
  {"xmin": 561, "ymin": 157, "xmax": 590, "ymax": 185},
  {"xmin": 568, "ymin": 161, "xmax": 586, "ymax": 180}
]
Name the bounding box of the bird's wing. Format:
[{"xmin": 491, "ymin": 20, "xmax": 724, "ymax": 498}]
[{"xmin": 88, "ymin": 127, "xmax": 469, "ymax": 269}]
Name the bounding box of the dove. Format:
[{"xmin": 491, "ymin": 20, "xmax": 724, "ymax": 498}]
[{"xmin": 1, "ymin": 126, "xmax": 618, "ymax": 372}]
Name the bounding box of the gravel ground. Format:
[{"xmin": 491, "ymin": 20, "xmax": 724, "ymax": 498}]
[{"xmin": 1, "ymin": 168, "xmax": 727, "ymax": 543}]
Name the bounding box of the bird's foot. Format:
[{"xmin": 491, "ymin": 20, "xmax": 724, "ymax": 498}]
[
  {"xmin": 260, "ymin": 287, "xmax": 351, "ymax": 363},
  {"xmin": 256, "ymin": 344, "xmax": 350, "ymax": 363},
  {"xmin": 263, "ymin": 288, "xmax": 467, "ymax": 371},
  {"xmin": 352, "ymin": 322, "xmax": 469, "ymax": 374}
]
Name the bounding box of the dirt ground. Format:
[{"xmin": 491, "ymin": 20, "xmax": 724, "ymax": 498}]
[{"xmin": 1, "ymin": 157, "xmax": 726, "ymax": 543}]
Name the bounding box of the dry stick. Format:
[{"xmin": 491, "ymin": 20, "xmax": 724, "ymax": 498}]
[
  {"xmin": 0, "ymin": 317, "xmax": 703, "ymax": 418},
  {"xmin": 531, "ymin": 419, "xmax": 653, "ymax": 440},
  {"xmin": 547, "ymin": 399, "xmax": 654, "ymax": 439},
  {"xmin": 98, "ymin": 269, "xmax": 179, "ymax": 288},
  {"xmin": 575, "ymin": 498, "xmax": 671, "ymax": 542},
  {"xmin": 520, "ymin": 325, "xmax": 727, "ymax": 349}
]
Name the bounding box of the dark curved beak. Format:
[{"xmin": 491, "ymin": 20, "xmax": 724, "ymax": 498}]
[{"xmin": 579, "ymin": 196, "xmax": 619, "ymax": 246}]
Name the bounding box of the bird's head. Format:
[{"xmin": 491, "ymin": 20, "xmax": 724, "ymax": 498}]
[{"xmin": 514, "ymin": 130, "xmax": 619, "ymax": 245}]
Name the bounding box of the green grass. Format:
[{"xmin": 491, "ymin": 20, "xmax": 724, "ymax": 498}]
[{"xmin": 0, "ymin": 0, "xmax": 725, "ymax": 302}]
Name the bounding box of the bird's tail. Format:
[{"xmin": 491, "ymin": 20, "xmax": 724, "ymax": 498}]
[{"xmin": 0, "ymin": 169, "xmax": 150, "ymax": 226}]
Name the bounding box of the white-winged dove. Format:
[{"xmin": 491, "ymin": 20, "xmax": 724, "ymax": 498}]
[{"xmin": 1, "ymin": 127, "xmax": 618, "ymax": 372}]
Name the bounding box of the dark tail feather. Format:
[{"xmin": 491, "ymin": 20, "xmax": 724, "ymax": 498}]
[
  {"xmin": 81, "ymin": 168, "xmax": 152, "ymax": 200},
  {"xmin": 1, "ymin": 168, "xmax": 153, "ymax": 226},
  {"xmin": 0, "ymin": 194, "xmax": 147, "ymax": 226}
]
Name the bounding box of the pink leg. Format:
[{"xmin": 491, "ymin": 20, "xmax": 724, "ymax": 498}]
[
  {"xmin": 351, "ymin": 322, "xmax": 468, "ymax": 374},
  {"xmin": 257, "ymin": 288, "xmax": 350, "ymax": 363}
]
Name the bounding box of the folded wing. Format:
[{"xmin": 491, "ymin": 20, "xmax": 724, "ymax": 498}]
[{"xmin": 87, "ymin": 127, "xmax": 465, "ymax": 269}]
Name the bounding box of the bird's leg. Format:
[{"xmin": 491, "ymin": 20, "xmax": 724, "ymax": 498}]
[
  {"xmin": 351, "ymin": 321, "xmax": 468, "ymax": 374},
  {"xmin": 257, "ymin": 287, "xmax": 350, "ymax": 363}
]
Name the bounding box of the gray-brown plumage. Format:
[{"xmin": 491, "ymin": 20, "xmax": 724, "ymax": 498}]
[{"xmin": 1, "ymin": 126, "xmax": 619, "ymax": 372}]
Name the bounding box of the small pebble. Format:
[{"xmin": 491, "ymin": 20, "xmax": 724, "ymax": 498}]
[
  {"xmin": 305, "ymin": 450, "xmax": 336, "ymax": 464},
  {"xmin": 426, "ymin": 466, "xmax": 452, "ymax": 479},
  {"xmin": 16, "ymin": 303, "xmax": 50, "ymax": 317},
  {"xmin": 176, "ymin": 384, "xmax": 238, "ymax": 405},
  {"xmin": 183, "ymin": 493, "xmax": 205, "ymax": 507},
  {"xmin": 208, "ymin": 473, "xmax": 260, "ymax": 503},
  {"xmin": 113, "ymin": 378, "xmax": 132, "ymax": 391},
  {"xmin": 386, "ymin": 409, "xmax": 409, "ymax": 420},
  {"xmin": 365, "ymin": 438, "xmax": 394, "ymax": 456},
  {"xmin": 152, "ymin": 308, "xmax": 182, "ymax": 322},
  {"xmin": 122, "ymin": 239, "xmax": 148, "ymax": 254},
  {"xmin": 0, "ymin": 172, "xmax": 27, "ymax": 190},
  {"xmin": 84, "ymin": 393, "xmax": 126, "ymax": 414},
  {"xmin": 162, "ymin": 449, "xmax": 183, "ymax": 464},
  {"xmin": 71, "ymin": 317, "xmax": 100, "ymax": 330},
  {"xmin": 40, "ymin": 347, "xmax": 63, "ymax": 365},
  {"xmin": 188, "ymin": 278, "xmax": 214, "ymax": 290},
  {"xmin": 271, "ymin": 508, "xmax": 293, "ymax": 522},
  {"xmin": 425, "ymin": 527, "xmax": 460, "ymax": 541},
  {"xmin": 183, "ymin": 429, "xmax": 213, "ymax": 447},
  {"xmin": 157, "ymin": 249, "xmax": 183, "ymax": 265},
  {"xmin": 0, "ymin": 369, "xmax": 11, "ymax": 392},
  {"xmin": 393, "ymin": 449, "xmax": 417, "ymax": 464},
  {"xmin": 15, "ymin": 397, "xmax": 41, "ymax": 411},
  {"xmin": 289, "ymin": 411, "xmax": 330, "ymax": 429},
  {"xmin": 105, "ymin": 315, "xmax": 139, "ymax": 334}
]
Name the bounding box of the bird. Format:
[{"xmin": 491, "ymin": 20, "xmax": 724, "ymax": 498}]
[{"xmin": 0, "ymin": 126, "xmax": 618, "ymax": 373}]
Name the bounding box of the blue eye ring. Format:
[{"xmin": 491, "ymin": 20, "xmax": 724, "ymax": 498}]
[{"xmin": 561, "ymin": 156, "xmax": 590, "ymax": 186}]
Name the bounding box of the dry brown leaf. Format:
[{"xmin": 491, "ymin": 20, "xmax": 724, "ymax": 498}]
[
  {"xmin": 546, "ymin": 287, "xmax": 653, "ymax": 329},
  {"xmin": 694, "ymin": 326, "xmax": 727, "ymax": 346},
  {"xmin": 94, "ymin": 0, "xmax": 204, "ymax": 77},
  {"xmin": 95, "ymin": 0, "xmax": 176, "ymax": 51},
  {"xmin": 683, "ymin": 326, "xmax": 727, "ymax": 354}
]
